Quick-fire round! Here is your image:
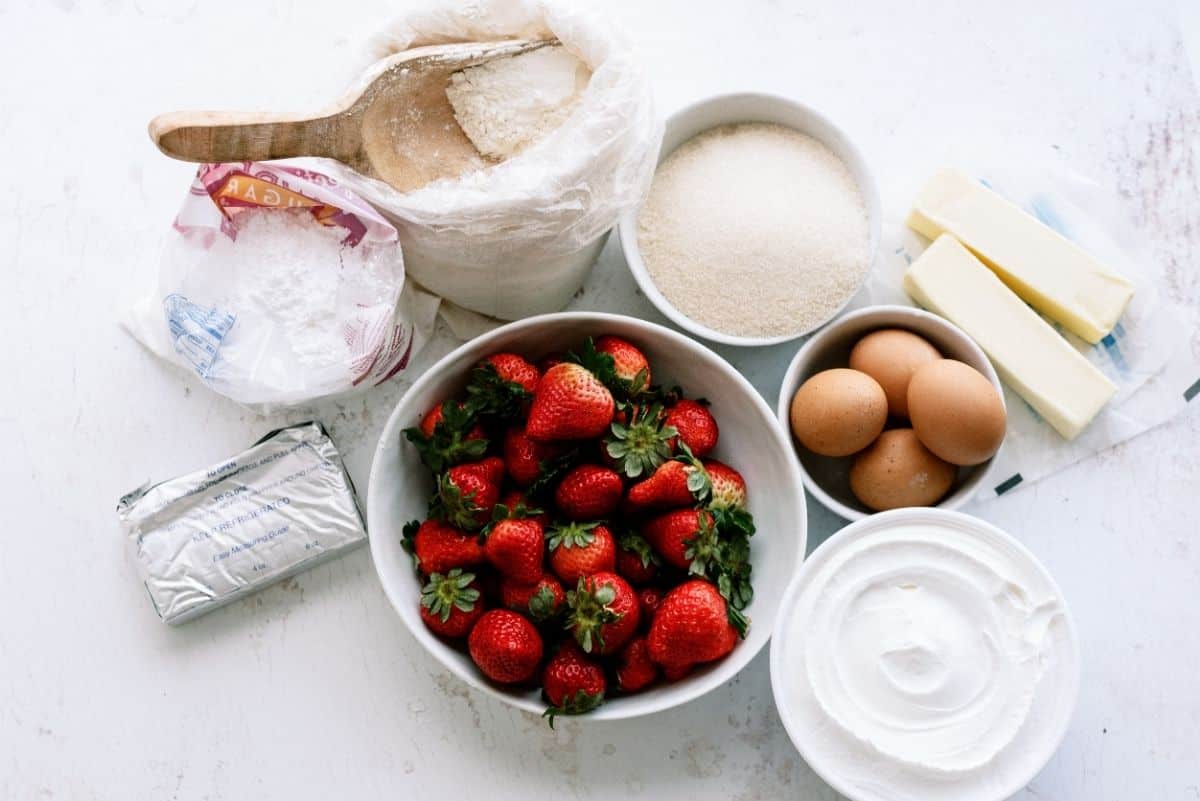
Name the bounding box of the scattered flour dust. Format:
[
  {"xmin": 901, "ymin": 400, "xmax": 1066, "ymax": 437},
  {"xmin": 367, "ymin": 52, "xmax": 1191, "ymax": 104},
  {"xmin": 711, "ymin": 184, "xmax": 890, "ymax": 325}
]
[
  {"xmin": 446, "ymin": 45, "xmax": 591, "ymax": 160},
  {"xmin": 637, "ymin": 123, "xmax": 870, "ymax": 339}
]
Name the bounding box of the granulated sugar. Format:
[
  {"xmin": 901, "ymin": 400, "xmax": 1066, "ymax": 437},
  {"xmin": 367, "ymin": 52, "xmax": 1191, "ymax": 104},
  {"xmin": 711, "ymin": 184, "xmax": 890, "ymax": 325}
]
[{"xmin": 637, "ymin": 123, "xmax": 870, "ymax": 339}]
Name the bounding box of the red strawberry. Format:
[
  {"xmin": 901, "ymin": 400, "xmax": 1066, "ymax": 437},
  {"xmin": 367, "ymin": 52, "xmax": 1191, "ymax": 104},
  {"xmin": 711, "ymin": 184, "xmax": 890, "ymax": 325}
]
[
  {"xmin": 485, "ymin": 518, "xmax": 544, "ymax": 584},
  {"xmin": 526, "ymin": 363, "xmax": 615, "ymax": 442},
  {"xmin": 419, "ymin": 569, "xmax": 484, "ymax": 638},
  {"xmin": 499, "ymin": 573, "xmax": 565, "ymax": 622},
  {"xmin": 419, "ymin": 402, "xmax": 485, "ymax": 440},
  {"xmin": 616, "ymin": 533, "xmax": 659, "ymax": 585},
  {"xmin": 662, "ymin": 662, "xmax": 693, "ymax": 683},
  {"xmin": 624, "ymin": 458, "xmax": 709, "ymax": 515},
  {"xmin": 665, "ymin": 400, "xmax": 719, "ymax": 457},
  {"xmin": 468, "ymin": 610, "xmax": 544, "ymax": 685},
  {"xmin": 554, "ymin": 464, "xmax": 623, "ymax": 520},
  {"xmin": 615, "ymin": 637, "xmax": 658, "ymax": 693},
  {"xmin": 548, "ymin": 522, "xmax": 616, "ymax": 584},
  {"xmin": 703, "ymin": 459, "xmax": 747, "ymax": 511},
  {"xmin": 406, "ymin": 401, "xmax": 488, "ymax": 472},
  {"xmin": 604, "ymin": 402, "xmax": 674, "ymax": 479},
  {"xmin": 642, "ymin": 508, "xmax": 719, "ymax": 573},
  {"xmin": 404, "ymin": 519, "xmax": 484, "ymax": 575},
  {"xmin": 453, "ymin": 455, "xmax": 506, "ymax": 487},
  {"xmin": 566, "ymin": 571, "xmax": 640, "ymax": 655},
  {"xmin": 637, "ymin": 586, "xmax": 665, "ymax": 629},
  {"xmin": 541, "ymin": 641, "xmax": 606, "ymax": 723},
  {"xmin": 499, "ymin": 489, "xmax": 551, "ymax": 528},
  {"xmin": 646, "ymin": 580, "xmax": 739, "ymax": 672},
  {"xmin": 503, "ymin": 428, "xmax": 564, "ymax": 487},
  {"xmin": 595, "ymin": 335, "xmax": 651, "ymax": 387},
  {"xmin": 482, "ymin": 352, "xmax": 540, "ymax": 393},
  {"xmin": 435, "ymin": 463, "xmax": 501, "ymax": 531}
]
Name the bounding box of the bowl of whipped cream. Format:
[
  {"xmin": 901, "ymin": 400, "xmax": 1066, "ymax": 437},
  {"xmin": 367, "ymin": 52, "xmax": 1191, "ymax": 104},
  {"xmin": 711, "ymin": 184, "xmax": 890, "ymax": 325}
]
[{"xmin": 770, "ymin": 508, "xmax": 1079, "ymax": 801}]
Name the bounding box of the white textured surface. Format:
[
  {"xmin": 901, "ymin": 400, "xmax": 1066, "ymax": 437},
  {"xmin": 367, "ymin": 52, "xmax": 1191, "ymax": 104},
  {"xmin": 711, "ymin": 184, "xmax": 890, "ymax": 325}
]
[{"xmin": 1, "ymin": 1, "xmax": 1198, "ymax": 799}]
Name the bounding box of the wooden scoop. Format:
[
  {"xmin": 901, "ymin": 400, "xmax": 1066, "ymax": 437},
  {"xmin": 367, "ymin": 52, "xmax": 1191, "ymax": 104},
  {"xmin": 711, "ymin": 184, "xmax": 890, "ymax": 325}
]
[{"xmin": 149, "ymin": 39, "xmax": 555, "ymax": 192}]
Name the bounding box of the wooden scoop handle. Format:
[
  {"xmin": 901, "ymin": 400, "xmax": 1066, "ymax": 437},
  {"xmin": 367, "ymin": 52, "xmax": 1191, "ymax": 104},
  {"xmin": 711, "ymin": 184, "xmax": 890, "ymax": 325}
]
[{"xmin": 148, "ymin": 110, "xmax": 362, "ymax": 166}]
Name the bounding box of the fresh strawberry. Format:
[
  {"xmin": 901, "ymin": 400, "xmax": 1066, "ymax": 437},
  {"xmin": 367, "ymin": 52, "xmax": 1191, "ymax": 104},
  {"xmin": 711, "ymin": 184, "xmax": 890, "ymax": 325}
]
[
  {"xmin": 453, "ymin": 455, "xmax": 506, "ymax": 487},
  {"xmin": 646, "ymin": 580, "xmax": 739, "ymax": 673},
  {"xmin": 595, "ymin": 335, "xmax": 651, "ymax": 389},
  {"xmin": 566, "ymin": 571, "xmax": 640, "ymax": 655},
  {"xmin": 665, "ymin": 400, "xmax": 719, "ymax": 457},
  {"xmin": 403, "ymin": 519, "xmax": 484, "ymax": 575},
  {"xmin": 433, "ymin": 462, "xmax": 501, "ymax": 531},
  {"xmin": 465, "ymin": 354, "xmax": 539, "ymax": 423},
  {"xmin": 404, "ymin": 401, "xmax": 488, "ymax": 472},
  {"xmin": 526, "ymin": 363, "xmax": 615, "ymax": 442},
  {"xmin": 499, "ymin": 574, "xmax": 565, "ymax": 622},
  {"xmin": 499, "ymin": 489, "xmax": 551, "ymax": 528},
  {"xmin": 661, "ymin": 662, "xmax": 693, "ymax": 683},
  {"xmin": 468, "ymin": 610, "xmax": 544, "ymax": 685},
  {"xmin": 624, "ymin": 458, "xmax": 709, "ymax": 515},
  {"xmin": 615, "ymin": 637, "xmax": 658, "ymax": 693},
  {"xmin": 605, "ymin": 402, "xmax": 675, "ymax": 478},
  {"xmin": 541, "ymin": 641, "xmax": 606, "ymax": 724},
  {"xmin": 642, "ymin": 508, "xmax": 719, "ymax": 574},
  {"xmin": 616, "ymin": 533, "xmax": 659, "ymax": 585},
  {"xmin": 503, "ymin": 428, "xmax": 564, "ymax": 487},
  {"xmin": 419, "ymin": 569, "xmax": 484, "ymax": 638},
  {"xmin": 485, "ymin": 518, "xmax": 544, "ymax": 584},
  {"xmin": 482, "ymin": 352, "xmax": 540, "ymax": 393},
  {"xmin": 703, "ymin": 459, "xmax": 747, "ymax": 511},
  {"xmin": 554, "ymin": 464, "xmax": 623, "ymax": 520},
  {"xmin": 637, "ymin": 586, "xmax": 665, "ymax": 629},
  {"xmin": 548, "ymin": 522, "xmax": 616, "ymax": 584}
]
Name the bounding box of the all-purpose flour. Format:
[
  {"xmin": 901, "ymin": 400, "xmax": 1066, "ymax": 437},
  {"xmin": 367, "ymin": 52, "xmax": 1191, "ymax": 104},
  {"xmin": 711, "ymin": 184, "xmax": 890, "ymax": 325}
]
[
  {"xmin": 637, "ymin": 123, "xmax": 870, "ymax": 339},
  {"xmin": 446, "ymin": 45, "xmax": 591, "ymax": 160}
]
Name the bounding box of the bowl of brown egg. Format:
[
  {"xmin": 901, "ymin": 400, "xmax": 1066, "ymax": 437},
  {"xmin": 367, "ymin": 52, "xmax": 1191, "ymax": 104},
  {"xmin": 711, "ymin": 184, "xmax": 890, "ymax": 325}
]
[{"xmin": 776, "ymin": 305, "xmax": 1006, "ymax": 521}]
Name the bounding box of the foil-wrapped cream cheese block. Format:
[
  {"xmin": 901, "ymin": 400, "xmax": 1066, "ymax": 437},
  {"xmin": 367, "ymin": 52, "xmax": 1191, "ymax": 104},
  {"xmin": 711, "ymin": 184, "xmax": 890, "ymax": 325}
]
[{"xmin": 118, "ymin": 422, "xmax": 366, "ymax": 625}]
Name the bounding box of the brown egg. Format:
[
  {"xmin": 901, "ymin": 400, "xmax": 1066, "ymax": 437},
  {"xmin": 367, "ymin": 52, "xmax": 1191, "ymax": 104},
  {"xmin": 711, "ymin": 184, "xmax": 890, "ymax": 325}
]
[
  {"xmin": 789, "ymin": 369, "xmax": 887, "ymax": 457},
  {"xmin": 848, "ymin": 329, "xmax": 941, "ymax": 418},
  {"xmin": 849, "ymin": 429, "xmax": 957, "ymax": 511},
  {"xmin": 907, "ymin": 359, "xmax": 1006, "ymax": 466}
]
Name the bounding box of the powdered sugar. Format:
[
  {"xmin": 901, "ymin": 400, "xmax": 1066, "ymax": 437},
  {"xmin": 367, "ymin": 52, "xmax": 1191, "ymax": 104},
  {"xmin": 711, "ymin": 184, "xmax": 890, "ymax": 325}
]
[
  {"xmin": 637, "ymin": 123, "xmax": 869, "ymax": 339},
  {"xmin": 167, "ymin": 209, "xmax": 400, "ymax": 392}
]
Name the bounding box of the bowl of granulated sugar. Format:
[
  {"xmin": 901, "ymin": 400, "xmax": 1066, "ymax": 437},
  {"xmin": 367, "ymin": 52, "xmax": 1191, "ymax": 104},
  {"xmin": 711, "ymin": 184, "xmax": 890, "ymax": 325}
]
[{"xmin": 619, "ymin": 93, "xmax": 880, "ymax": 347}]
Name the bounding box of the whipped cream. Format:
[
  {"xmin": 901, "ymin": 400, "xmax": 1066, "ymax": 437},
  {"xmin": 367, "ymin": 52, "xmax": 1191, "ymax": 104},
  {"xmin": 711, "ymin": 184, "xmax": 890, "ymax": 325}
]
[{"xmin": 773, "ymin": 510, "xmax": 1078, "ymax": 801}]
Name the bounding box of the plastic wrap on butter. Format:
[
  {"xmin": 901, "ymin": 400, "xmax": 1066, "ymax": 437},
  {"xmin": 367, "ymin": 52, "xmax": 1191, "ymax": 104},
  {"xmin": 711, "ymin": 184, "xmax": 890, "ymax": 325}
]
[{"xmin": 118, "ymin": 421, "xmax": 366, "ymax": 625}]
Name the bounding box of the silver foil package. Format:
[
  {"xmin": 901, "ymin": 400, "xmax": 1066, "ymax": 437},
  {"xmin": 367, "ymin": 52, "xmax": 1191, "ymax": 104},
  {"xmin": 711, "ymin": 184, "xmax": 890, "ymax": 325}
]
[{"xmin": 118, "ymin": 422, "xmax": 366, "ymax": 624}]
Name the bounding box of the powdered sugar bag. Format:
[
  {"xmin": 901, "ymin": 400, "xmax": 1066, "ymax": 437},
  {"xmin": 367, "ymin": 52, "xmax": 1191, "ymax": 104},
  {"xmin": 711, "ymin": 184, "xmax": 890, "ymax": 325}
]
[
  {"xmin": 320, "ymin": 0, "xmax": 662, "ymax": 320},
  {"xmin": 125, "ymin": 162, "xmax": 438, "ymax": 409}
]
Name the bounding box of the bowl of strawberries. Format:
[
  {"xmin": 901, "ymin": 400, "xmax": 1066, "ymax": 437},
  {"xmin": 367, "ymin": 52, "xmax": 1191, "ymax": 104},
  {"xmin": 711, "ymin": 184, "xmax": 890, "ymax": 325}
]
[{"xmin": 367, "ymin": 312, "xmax": 806, "ymax": 721}]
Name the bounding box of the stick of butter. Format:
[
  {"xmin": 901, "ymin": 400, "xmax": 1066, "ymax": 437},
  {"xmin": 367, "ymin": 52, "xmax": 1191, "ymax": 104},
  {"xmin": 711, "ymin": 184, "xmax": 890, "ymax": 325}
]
[
  {"xmin": 907, "ymin": 168, "xmax": 1135, "ymax": 343},
  {"xmin": 905, "ymin": 235, "xmax": 1117, "ymax": 439}
]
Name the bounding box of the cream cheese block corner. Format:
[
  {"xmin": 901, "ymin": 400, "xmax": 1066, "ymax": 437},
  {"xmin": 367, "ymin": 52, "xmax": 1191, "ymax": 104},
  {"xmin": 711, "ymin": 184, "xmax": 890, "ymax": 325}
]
[
  {"xmin": 904, "ymin": 235, "xmax": 1117, "ymax": 440},
  {"xmin": 908, "ymin": 168, "xmax": 1134, "ymax": 344}
]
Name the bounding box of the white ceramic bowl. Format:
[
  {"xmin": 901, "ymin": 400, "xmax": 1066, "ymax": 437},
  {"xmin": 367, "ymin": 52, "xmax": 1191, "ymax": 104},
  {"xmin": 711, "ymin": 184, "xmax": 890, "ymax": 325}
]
[
  {"xmin": 770, "ymin": 508, "xmax": 1080, "ymax": 801},
  {"xmin": 367, "ymin": 312, "xmax": 807, "ymax": 719},
  {"xmin": 776, "ymin": 305, "xmax": 1004, "ymax": 521},
  {"xmin": 618, "ymin": 92, "xmax": 881, "ymax": 347}
]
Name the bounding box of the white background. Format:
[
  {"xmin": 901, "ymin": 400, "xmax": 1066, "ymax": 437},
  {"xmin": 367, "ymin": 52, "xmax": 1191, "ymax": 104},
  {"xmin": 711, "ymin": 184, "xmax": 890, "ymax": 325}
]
[{"xmin": 2, "ymin": 0, "xmax": 1198, "ymax": 799}]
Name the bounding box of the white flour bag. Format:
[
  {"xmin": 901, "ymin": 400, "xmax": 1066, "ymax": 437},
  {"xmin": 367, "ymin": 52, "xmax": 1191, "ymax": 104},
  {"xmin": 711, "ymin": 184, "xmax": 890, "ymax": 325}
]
[
  {"xmin": 125, "ymin": 162, "xmax": 438, "ymax": 409},
  {"xmin": 325, "ymin": 0, "xmax": 662, "ymax": 320}
]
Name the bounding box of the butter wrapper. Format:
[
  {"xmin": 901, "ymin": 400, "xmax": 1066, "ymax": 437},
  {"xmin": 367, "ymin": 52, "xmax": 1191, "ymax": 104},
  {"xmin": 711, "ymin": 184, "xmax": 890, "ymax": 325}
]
[{"xmin": 118, "ymin": 422, "xmax": 366, "ymax": 625}]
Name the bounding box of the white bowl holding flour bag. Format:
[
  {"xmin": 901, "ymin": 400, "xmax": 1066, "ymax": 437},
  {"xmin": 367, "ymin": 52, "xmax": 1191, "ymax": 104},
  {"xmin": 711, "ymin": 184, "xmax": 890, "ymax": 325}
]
[{"xmin": 327, "ymin": 0, "xmax": 663, "ymax": 320}]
